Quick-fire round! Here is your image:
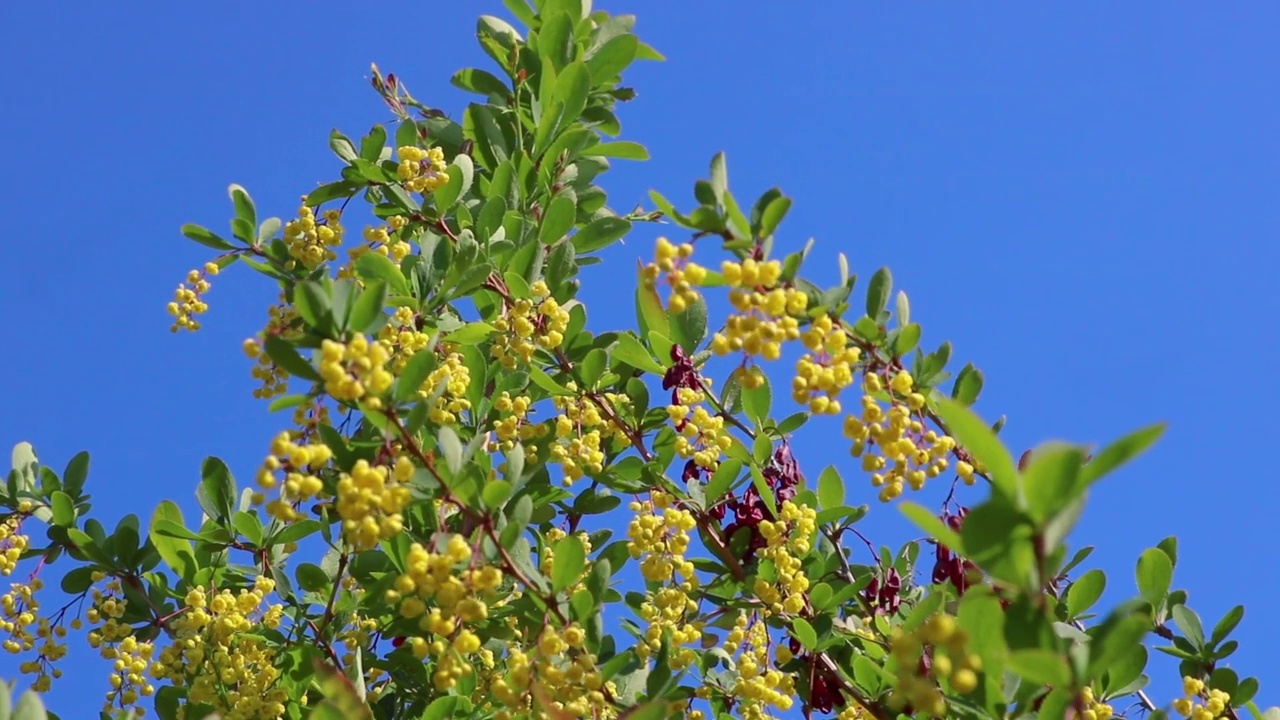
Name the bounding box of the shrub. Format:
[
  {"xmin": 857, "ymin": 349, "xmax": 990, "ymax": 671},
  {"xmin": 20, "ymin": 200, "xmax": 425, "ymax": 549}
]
[{"xmin": 0, "ymin": 3, "xmax": 1269, "ymax": 720}]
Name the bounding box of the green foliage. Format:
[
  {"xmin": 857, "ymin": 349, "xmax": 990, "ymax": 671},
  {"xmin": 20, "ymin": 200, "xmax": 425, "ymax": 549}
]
[{"xmin": 0, "ymin": 2, "xmax": 1269, "ymax": 720}]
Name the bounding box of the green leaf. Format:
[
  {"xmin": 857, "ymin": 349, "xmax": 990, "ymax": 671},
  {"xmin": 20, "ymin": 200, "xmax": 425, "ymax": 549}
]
[
  {"xmin": 934, "ymin": 398, "xmax": 1020, "ymax": 502},
  {"xmin": 791, "ymin": 618, "xmax": 818, "ymax": 651},
  {"xmin": 149, "ymin": 500, "xmax": 196, "ymax": 582},
  {"xmin": 501, "ymin": 496, "xmax": 533, "ymax": 549},
  {"xmin": 232, "ymin": 511, "xmax": 264, "ymax": 546},
  {"xmin": 63, "ymin": 450, "xmax": 89, "ymax": 497},
  {"xmin": 586, "ymin": 33, "xmax": 638, "ymax": 80},
  {"xmin": 438, "ymin": 427, "xmax": 464, "ymax": 476},
  {"xmin": 957, "ymin": 587, "xmax": 1007, "ymax": 691},
  {"xmin": 705, "ymin": 460, "xmax": 742, "ymax": 506},
  {"xmin": 271, "ymin": 519, "xmax": 323, "ymax": 546},
  {"xmin": 482, "ymin": 480, "xmax": 513, "ymax": 510},
  {"xmin": 49, "ymin": 491, "xmax": 74, "ymax": 527},
  {"xmin": 749, "ymin": 467, "xmax": 778, "ymax": 519},
  {"xmin": 1007, "ymin": 649, "xmax": 1071, "ymax": 685},
  {"xmin": 200, "ymin": 456, "xmax": 236, "ymax": 523},
  {"xmin": 895, "ymin": 290, "xmax": 911, "ymax": 326},
  {"xmin": 354, "ymin": 253, "xmax": 410, "ymax": 296},
  {"xmin": 1157, "ymin": 535, "xmax": 1179, "ymax": 568},
  {"xmin": 296, "ymin": 563, "xmax": 330, "ymax": 593},
  {"xmin": 180, "ymin": 223, "xmax": 236, "ymax": 251},
  {"xmin": 891, "ymin": 322, "xmax": 922, "ymax": 357},
  {"xmin": 451, "ymin": 67, "xmax": 510, "ymax": 97},
  {"xmin": 1211, "ymin": 605, "xmax": 1244, "ymax": 647},
  {"xmin": 359, "ymin": 125, "xmax": 386, "ymax": 161},
  {"xmin": 961, "ymin": 500, "xmax": 1036, "ymax": 590},
  {"xmin": 583, "ymin": 141, "xmax": 649, "ymax": 160},
  {"xmin": 463, "ymin": 104, "xmax": 510, "ymax": 170},
  {"xmin": 758, "ymin": 195, "xmax": 792, "ymax": 239},
  {"xmin": 432, "ymin": 167, "xmax": 467, "ymax": 210},
  {"xmin": 263, "ymin": 336, "xmax": 322, "ymax": 383},
  {"xmin": 347, "ymin": 280, "xmax": 388, "ymax": 335},
  {"xmin": 709, "ymin": 152, "xmax": 728, "ymax": 206},
  {"xmin": 951, "ymin": 362, "xmax": 985, "ymax": 406},
  {"xmin": 572, "ymin": 216, "xmax": 631, "ymax": 254},
  {"xmin": 529, "ymin": 366, "xmax": 574, "ymax": 396},
  {"xmin": 669, "ymin": 292, "xmax": 708, "ymax": 354},
  {"xmin": 899, "ymin": 501, "xmax": 963, "ymax": 552},
  {"xmin": 228, "ymin": 183, "xmax": 257, "ymax": 241},
  {"xmin": 1172, "ymin": 605, "xmax": 1205, "ymax": 649},
  {"xmin": 817, "ymin": 466, "xmax": 843, "ymax": 510},
  {"xmin": 1088, "ymin": 605, "xmax": 1151, "ymax": 676},
  {"xmin": 741, "ymin": 373, "xmax": 771, "ymax": 426},
  {"xmin": 394, "ymin": 349, "xmax": 436, "ymax": 404},
  {"xmin": 420, "ymin": 696, "xmax": 468, "ymax": 720},
  {"xmin": 1080, "ymin": 422, "xmax": 1167, "ymax": 486},
  {"xmin": 635, "ymin": 269, "xmax": 671, "ymax": 346},
  {"xmin": 540, "ymin": 195, "xmax": 577, "ymax": 245},
  {"xmin": 865, "ymin": 266, "xmax": 892, "ymax": 317},
  {"xmin": 1022, "ymin": 443, "xmax": 1086, "ymax": 524},
  {"xmin": 551, "ymin": 535, "xmax": 586, "ymax": 593},
  {"xmin": 611, "ymin": 332, "xmax": 664, "ymax": 375},
  {"xmin": 1066, "ymin": 569, "xmax": 1106, "ymax": 618},
  {"xmin": 12, "ymin": 689, "xmax": 46, "ymax": 720},
  {"xmin": 444, "ymin": 322, "xmax": 498, "ymax": 345},
  {"xmin": 304, "ymin": 180, "xmax": 359, "ymax": 207},
  {"xmin": 1135, "ymin": 547, "xmax": 1173, "ymax": 606},
  {"xmin": 330, "ymin": 130, "xmax": 358, "ymax": 163},
  {"xmin": 552, "ymin": 61, "xmax": 591, "ymax": 137},
  {"xmin": 293, "ymin": 281, "xmax": 335, "ymax": 335},
  {"xmin": 537, "ymin": 11, "xmax": 575, "ymax": 70}
]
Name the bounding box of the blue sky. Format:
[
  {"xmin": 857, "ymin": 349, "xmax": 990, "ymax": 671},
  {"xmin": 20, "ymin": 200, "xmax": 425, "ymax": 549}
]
[{"xmin": 1, "ymin": 1, "xmax": 1277, "ymax": 717}]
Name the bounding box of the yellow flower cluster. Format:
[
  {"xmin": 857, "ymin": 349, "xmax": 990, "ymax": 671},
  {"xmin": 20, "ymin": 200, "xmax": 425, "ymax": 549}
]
[
  {"xmin": 844, "ymin": 371, "xmax": 955, "ymax": 502},
  {"xmin": 283, "ymin": 205, "xmax": 343, "ymax": 270},
  {"xmin": 255, "ymin": 431, "xmax": 334, "ymax": 522},
  {"xmin": 491, "ymin": 280, "xmax": 572, "ymax": 369},
  {"xmin": 152, "ymin": 578, "xmax": 288, "ymax": 720},
  {"xmin": 82, "ymin": 576, "xmax": 152, "ymax": 712},
  {"xmin": 336, "ymin": 456, "xmax": 414, "ymax": 550},
  {"xmin": 167, "ymin": 262, "xmax": 219, "ymax": 333},
  {"xmin": 1, "ymin": 576, "xmax": 63, "ymax": 693},
  {"xmin": 243, "ymin": 292, "xmax": 302, "ymax": 399},
  {"xmin": 724, "ymin": 614, "xmax": 796, "ymax": 719},
  {"xmin": 627, "ymin": 492, "xmax": 700, "ymax": 667},
  {"xmin": 104, "ymin": 633, "xmax": 155, "ymax": 713},
  {"xmin": 291, "ymin": 401, "xmax": 331, "ymax": 438},
  {"xmin": 886, "ymin": 613, "xmax": 981, "ymax": 717},
  {"xmin": 490, "ymin": 391, "xmax": 545, "ymax": 461},
  {"xmin": 377, "ymin": 306, "xmax": 432, "ymax": 373},
  {"xmin": 548, "ymin": 386, "xmax": 629, "ymax": 486},
  {"xmin": 0, "ymin": 514, "xmax": 28, "ymax": 575},
  {"xmin": 1079, "ymin": 686, "xmax": 1115, "ymax": 720},
  {"xmin": 793, "ymin": 315, "xmax": 861, "ymax": 415},
  {"xmin": 319, "ymin": 334, "xmax": 394, "ymax": 406},
  {"xmin": 354, "ymin": 215, "xmax": 413, "ymax": 264},
  {"xmin": 753, "ymin": 500, "xmax": 816, "ymax": 615},
  {"xmin": 642, "ymin": 237, "xmax": 705, "ymax": 313},
  {"xmin": 708, "ymin": 259, "xmax": 807, "ymax": 361},
  {"xmin": 668, "ymin": 386, "xmax": 732, "ymax": 471},
  {"xmin": 422, "ymin": 350, "xmax": 472, "ymax": 424},
  {"xmin": 491, "ymin": 630, "xmax": 617, "ymax": 720},
  {"xmin": 388, "ymin": 536, "xmax": 504, "ymax": 692},
  {"xmin": 1173, "ymin": 676, "xmax": 1230, "ymax": 719},
  {"xmin": 838, "ymin": 706, "xmax": 871, "ymax": 720},
  {"xmin": 338, "ymin": 612, "xmax": 382, "ymax": 667},
  {"xmin": 397, "ymin": 146, "xmax": 450, "ymax": 194}
]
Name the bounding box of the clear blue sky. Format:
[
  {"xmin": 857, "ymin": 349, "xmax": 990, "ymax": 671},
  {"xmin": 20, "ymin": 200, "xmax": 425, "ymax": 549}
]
[{"xmin": 1, "ymin": 2, "xmax": 1276, "ymax": 717}]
